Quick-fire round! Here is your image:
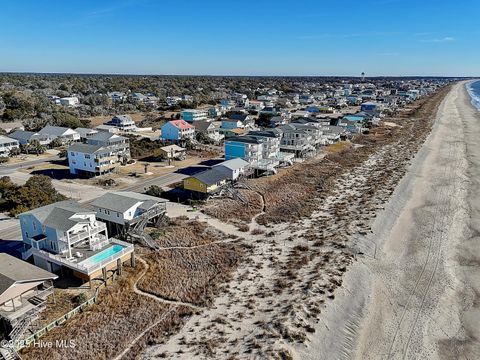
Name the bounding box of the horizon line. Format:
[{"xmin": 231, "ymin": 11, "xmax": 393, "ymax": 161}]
[{"xmin": 0, "ymin": 71, "xmax": 476, "ymax": 79}]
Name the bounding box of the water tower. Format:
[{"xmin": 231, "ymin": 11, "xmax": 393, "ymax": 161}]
[{"xmin": 361, "ymin": 72, "xmax": 365, "ymax": 81}]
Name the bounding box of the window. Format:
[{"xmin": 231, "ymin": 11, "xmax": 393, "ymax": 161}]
[
  {"xmin": 33, "ymin": 222, "xmax": 36, "ymax": 230},
  {"xmin": 117, "ymin": 212, "xmax": 120, "ymax": 217},
  {"xmin": 70, "ymin": 152, "xmax": 75, "ymax": 156},
  {"xmin": 85, "ymin": 154, "xmax": 91, "ymax": 159}
]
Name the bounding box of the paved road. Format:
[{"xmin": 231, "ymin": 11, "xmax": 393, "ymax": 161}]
[
  {"xmin": 0, "ymin": 154, "xmax": 60, "ymax": 175},
  {"xmin": 124, "ymin": 172, "xmax": 189, "ymax": 193}
]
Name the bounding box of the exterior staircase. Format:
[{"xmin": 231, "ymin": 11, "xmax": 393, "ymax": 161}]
[
  {"xmin": 0, "ymin": 347, "xmax": 21, "ymax": 360},
  {"xmin": 126, "ymin": 206, "xmax": 167, "ymax": 250}
]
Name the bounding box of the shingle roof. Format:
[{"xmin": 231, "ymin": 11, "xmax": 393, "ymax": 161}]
[
  {"xmin": 90, "ymin": 191, "xmax": 166, "ymax": 213},
  {"xmin": 112, "ymin": 115, "xmax": 134, "ymax": 122},
  {"xmin": 20, "ymin": 200, "xmax": 94, "ymax": 232},
  {"xmin": 87, "ymin": 131, "xmax": 126, "ymax": 142},
  {"xmin": 191, "ymin": 168, "xmax": 229, "ymax": 186},
  {"xmin": 75, "ymin": 127, "xmax": 98, "ymax": 137},
  {"xmin": 226, "ymin": 136, "xmax": 261, "ymax": 144},
  {"xmin": 213, "ymin": 158, "xmax": 249, "ymax": 171},
  {"xmin": 68, "ymin": 143, "xmax": 104, "ymax": 154},
  {"xmin": 247, "ymin": 130, "xmax": 281, "ymax": 138},
  {"xmin": 38, "ymin": 125, "xmax": 73, "ymax": 136},
  {"xmin": 193, "ymin": 120, "xmax": 214, "ymax": 132},
  {"xmin": 228, "ymin": 114, "xmax": 248, "ymax": 121},
  {"xmin": 229, "ymin": 128, "xmax": 246, "ymax": 135},
  {"xmin": 8, "ymin": 130, "xmax": 36, "ymax": 142},
  {"xmin": 0, "ymin": 253, "xmax": 57, "ymax": 296},
  {"xmin": 160, "ymin": 144, "xmax": 186, "ymax": 153},
  {"xmin": 168, "ymin": 120, "xmax": 194, "ymax": 130},
  {"xmin": 0, "ymin": 135, "xmax": 18, "ymax": 145}
]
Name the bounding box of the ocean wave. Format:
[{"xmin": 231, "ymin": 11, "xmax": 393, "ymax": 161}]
[{"xmin": 466, "ymin": 81, "xmax": 480, "ymax": 111}]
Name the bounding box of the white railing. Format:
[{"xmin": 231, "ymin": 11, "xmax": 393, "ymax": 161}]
[
  {"xmin": 32, "ymin": 240, "xmax": 134, "ymax": 275},
  {"xmin": 90, "ymin": 235, "xmax": 109, "ymax": 251},
  {"xmin": 32, "ymin": 249, "xmax": 90, "ymax": 272},
  {"xmin": 83, "ymin": 242, "xmax": 134, "ymax": 275},
  {"xmin": 66, "ymin": 223, "xmax": 107, "ymax": 245}
]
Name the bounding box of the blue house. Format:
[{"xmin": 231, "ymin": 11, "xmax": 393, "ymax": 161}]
[
  {"xmin": 224, "ymin": 136, "xmax": 262, "ymax": 164},
  {"xmin": 361, "ymin": 102, "xmax": 379, "ymax": 112},
  {"xmin": 182, "ymin": 109, "xmax": 208, "ymax": 122},
  {"xmin": 161, "ymin": 120, "xmax": 195, "ymax": 141},
  {"xmin": 305, "ymin": 106, "xmax": 320, "ymax": 113},
  {"xmin": 221, "ymin": 119, "xmax": 244, "ymax": 130}
]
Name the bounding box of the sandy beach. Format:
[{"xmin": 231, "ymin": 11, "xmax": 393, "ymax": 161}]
[
  {"xmin": 137, "ymin": 82, "xmax": 480, "ymax": 360},
  {"xmin": 303, "ymin": 81, "xmax": 480, "ymax": 360}
]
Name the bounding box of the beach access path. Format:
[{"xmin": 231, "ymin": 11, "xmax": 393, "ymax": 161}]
[{"xmin": 302, "ymin": 81, "xmax": 480, "ymax": 359}]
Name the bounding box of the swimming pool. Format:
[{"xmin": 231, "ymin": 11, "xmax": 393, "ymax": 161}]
[{"xmin": 80, "ymin": 244, "xmax": 125, "ymax": 268}]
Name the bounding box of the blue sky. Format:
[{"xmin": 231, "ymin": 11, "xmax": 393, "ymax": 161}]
[{"xmin": 0, "ymin": 0, "xmax": 479, "ymax": 76}]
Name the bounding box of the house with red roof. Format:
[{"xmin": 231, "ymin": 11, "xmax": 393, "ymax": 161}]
[{"xmin": 161, "ymin": 120, "xmax": 195, "ymax": 142}]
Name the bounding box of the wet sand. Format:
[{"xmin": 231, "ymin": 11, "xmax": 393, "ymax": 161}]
[{"xmin": 304, "ymin": 81, "xmax": 480, "ymax": 360}]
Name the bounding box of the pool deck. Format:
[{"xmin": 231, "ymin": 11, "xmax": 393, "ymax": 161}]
[{"xmin": 31, "ymin": 239, "xmax": 134, "ymax": 276}]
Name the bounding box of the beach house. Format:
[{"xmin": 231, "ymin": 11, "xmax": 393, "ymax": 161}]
[
  {"xmin": 107, "ymin": 91, "xmax": 126, "ymax": 103},
  {"xmin": 247, "ymin": 130, "xmax": 282, "ymax": 168},
  {"xmin": 0, "ymin": 253, "xmax": 57, "ymax": 338},
  {"xmin": 221, "ymin": 118, "xmax": 245, "ymax": 130},
  {"xmin": 225, "ymin": 136, "xmax": 263, "ymax": 164},
  {"xmin": 183, "ymin": 168, "xmax": 229, "ymax": 196},
  {"xmin": 158, "ymin": 144, "xmax": 187, "ymax": 160},
  {"xmin": 0, "ymin": 135, "xmax": 20, "ymax": 157},
  {"xmin": 161, "ymin": 120, "xmax": 195, "ymax": 142},
  {"xmin": 8, "ymin": 130, "xmax": 50, "ymax": 146},
  {"xmin": 38, "ymin": 125, "xmax": 80, "ymax": 145},
  {"xmin": 67, "ymin": 141, "xmax": 130, "ymax": 177},
  {"xmin": 86, "ymin": 132, "xmax": 130, "ymax": 149},
  {"xmin": 19, "ymin": 200, "xmax": 134, "ymax": 283},
  {"xmin": 279, "ymin": 124, "xmax": 315, "ymax": 158},
  {"xmin": 74, "ymin": 127, "xmax": 99, "ymax": 141},
  {"xmin": 104, "ymin": 115, "xmax": 137, "ymax": 131},
  {"xmin": 212, "ymin": 158, "xmax": 250, "ymax": 181},
  {"xmin": 59, "ymin": 97, "xmax": 80, "ymax": 107},
  {"xmin": 91, "ymin": 191, "xmax": 167, "ymax": 237},
  {"xmin": 193, "ymin": 121, "xmax": 224, "ymax": 143},
  {"xmin": 182, "ymin": 109, "xmax": 208, "ymax": 122}
]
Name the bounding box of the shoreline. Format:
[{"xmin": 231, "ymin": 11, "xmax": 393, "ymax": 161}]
[
  {"xmin": 138, "ymin": 86, "xmax": 453, "ymax": 359},
  {"xmin": 304, "ymin": 81, "xmax": 480, "ymax": 360}
]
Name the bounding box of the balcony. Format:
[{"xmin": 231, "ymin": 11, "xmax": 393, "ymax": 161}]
[
  {"xmin": 65, "ymin": 222, "xmax": 107, "ymax": 246},
  {"xmin": 89, "ymin": 233, "xmax": 109, "ymax": 251}
]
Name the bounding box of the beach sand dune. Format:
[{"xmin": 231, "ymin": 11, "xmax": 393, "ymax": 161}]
[{"xmin": 302, "ymin": 81, "xmax": 480, "ymax": 360}]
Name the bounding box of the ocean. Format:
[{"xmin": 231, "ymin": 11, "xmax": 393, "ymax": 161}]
[{"xmin": 466, "ymin": 80, "xmax": 480, "ymax": 111}]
